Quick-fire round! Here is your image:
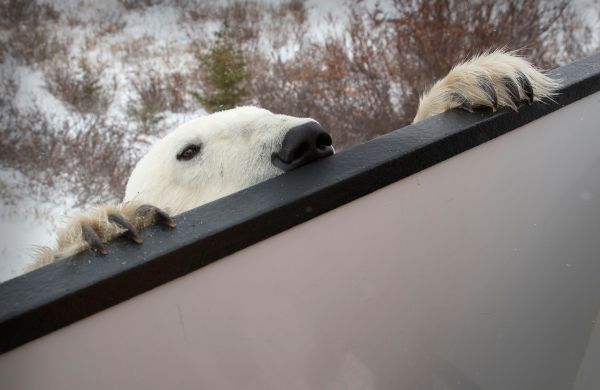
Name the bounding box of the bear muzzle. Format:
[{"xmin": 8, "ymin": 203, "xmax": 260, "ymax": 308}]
[{"xmin": 271, "ymin": 121, "xmax": 334, "ymax": 172}]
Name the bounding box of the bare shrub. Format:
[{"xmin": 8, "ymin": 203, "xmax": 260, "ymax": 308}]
[
  {"xmin": 43, "ymin": 56, "xmax": 116, "ymax": 115},
  {"xmin": 248, "ymin": 40, "xmax": 403, "ymax": 149},
  {"xmin": 0, "ymin": 0, "xmax": 62, "ymax": 65},
  {"xmin": 182, "ymin": 1, "xmax": 309, "ymax": 53},
  {"xmin": 229, "ymin": 0, "xmax": 309, "ymax": 51},
  {"xmin": 218, "ymin": 1, "xmax": 264, "ymax": 44},
  {"xmin": 363, "ymin": 0, "xmax": 595, "ymax": 122},
  {"xmin": 117, "ymin": 34, "xmax": 157, "ymax": 64},
  {"xmin": 165, "ymin": 72, "xmax": 189, "ymax": 111},
  {"xmin": 0, "ymin": 0, "xmax": 58, "ymax": 28},
  {"xmin": 248, "ymin": 0, "xmax": 597, "ymax": 149},
  {"xmin": 128, "ymin": 70, "xmax": 191, "ymax": 130},
  {"xmin": 279, "ymin": 0, "xmax": 306, "ymax": 19},
  {"xmin": 268, "ymin": 0, "xmax": 308, "ymax": 48},
  {"xmin": 127, "ymin": 73, "xmax": 168, "ymax": 132},
  {"xmin": 0, "ymin": 108, "xmax": 137, "ymax": 207},
  {"xmin": 96, "ymin": 13, "xmax": 127, "ymax": 38},
  {"xmin": 178, "ymin": 0, "xmax": 214, "ymax": 22},
  {"xmin": 118, "ymin": 0, "xmax": 163, "ymax": 11},
  {"xmin": 0, "ymin": 64, "xmax": 17, "ymax": 113},
  {"xmin": 7, "ymin": 28, "xmax": 66, "ymax": 66}
]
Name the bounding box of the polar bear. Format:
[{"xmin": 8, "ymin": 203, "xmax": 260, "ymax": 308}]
[{"xmin": 31, "ymin": 50, "xmax": 557, "ymax": 269}]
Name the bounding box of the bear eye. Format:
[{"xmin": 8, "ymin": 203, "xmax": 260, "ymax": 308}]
[{"xmin": 177, "ymin": 144, "xmax": 202, "ymax": 161}]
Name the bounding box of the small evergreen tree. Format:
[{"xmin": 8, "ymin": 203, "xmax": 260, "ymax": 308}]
[
  {"xmin": 77, "ymin": 58, "xmax": 104, "ymax": 113},
  {"xmin": 194, "ymin": 23, "xmax": 249, "ymax": 112}
]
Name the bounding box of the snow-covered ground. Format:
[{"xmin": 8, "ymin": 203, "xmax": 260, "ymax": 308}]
[{"xmin": 0, "ymin": 168, "xmax": 69, "ymax": 281}]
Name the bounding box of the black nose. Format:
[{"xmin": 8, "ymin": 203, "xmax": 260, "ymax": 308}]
[{"xmin": 272, "ymin": 122, "xmax": 334, "ymax": 172}]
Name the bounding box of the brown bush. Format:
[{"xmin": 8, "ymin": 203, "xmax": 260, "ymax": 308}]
[
  {"xmin": 114, "ymin": 34, "xmax": 157, "ymax": 64},
  {"xmin": 218, "ymin": 1, "xmax": 263, "ymax": 43},
  {"xmin": 43, "ymin": 56, "xmax": 116, "ymax": 115},
  {"xmin": 117, "ymin": 0, "xmax": 163, "ymax": 11},
  {"xmin": 127, "ymin": 72, "xmax": 169, "ymax": 132},
  {"xmin": 96, "ymin": 14, "xmax": 127, "ymax": 38},
  {"xmin": 248, "ymin": 0, "xmax": 597, "ymax": 149},
  {"xmin": 248, "ymin": 41, "xmax": 402, "ymax": 149},
  {"xmin": 0, "ymin": 0, "xmax": 62, "ymax": 65},
  {"xmin": 362, "ymin": 0, "xmax": 593, "ymax": 122},
  {"xmin": 0, "ymin": 108, "xmax": 136, "ymax": 206},
  {"xmin": 128, "ymin": 70, "xmax": 193, "ymax": 131},
  {"xmin": 0, "ymin": 0, "xmax": 58, "ymax": 28},
  {"xmin": 0, "ymin": 65, "xmax": 17, "ymax": 112}
]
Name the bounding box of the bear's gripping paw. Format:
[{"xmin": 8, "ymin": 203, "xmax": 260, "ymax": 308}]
[
  {"xmin": 449, "ymin": 70, "xmax": 534, "ymax": 113},
  {"xmin": 79, "ymin": 204, "xmax": 176, "ymax": 256},
  {"xmin": 30, "ymin": 203, "xmax": 176, "ymax": 269},
  {"xmin": 82, "ymin": 213, "xmax": 143, "ymax": 256},
  {"xmin": 413, "ymin": 50, "xmax": 559, "ymax": 122}
]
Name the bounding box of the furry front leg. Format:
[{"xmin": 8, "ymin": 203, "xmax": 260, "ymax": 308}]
[
  {"xmin": 30, "ymin": 203, "xmax": 175, "ymax": 270},
  {"xmin": 413, "ymin": 50, "xmax": 559, "ymax": 123}
]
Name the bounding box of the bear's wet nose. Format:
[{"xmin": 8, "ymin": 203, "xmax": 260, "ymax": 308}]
[{"xmin": 271, "ymin": 121, "xmax": 334, "ymax": 172}]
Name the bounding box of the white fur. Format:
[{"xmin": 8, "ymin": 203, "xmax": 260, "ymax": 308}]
[
  {"xmin": 31, "ymin": 107, "xmax": 319, "ymax": 268},
  {"xmin": 413, "ymin": 50, "xmax": 558, "ymax": 122},
  {"xmin": 125, "ymin": 106, "xmax": 316, "ymax": 214},
  {"xmin": 32, "ymin": 52, "xmax": 558, "ymax": 269}
]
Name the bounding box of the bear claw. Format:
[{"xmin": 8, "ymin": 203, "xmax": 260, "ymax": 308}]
[
  {"xmin": 137, "ymin": 204, "xmax": 176, "ymax": 229},
  {"xmin": 109, "ymin": 213, "xmax": 144, "ymax": 244},
  {"xmin": 82, "ymin": 224, "xmax": 109, "ymax": 255},
  {"xmin": 502, "ymin": 76, "xmax": 521, "ymax": 110},
  {"xmin": 516, "ymin": 71, "xmax": 534, "ymax": 104},
  {"xmin": 478, "ymin": 75, "xmax": 498, "ymax": 111}
]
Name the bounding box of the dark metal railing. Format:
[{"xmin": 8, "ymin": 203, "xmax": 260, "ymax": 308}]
[{"xmin": 1, "ymin": 53, "xmax": 599, "ymax": 354}]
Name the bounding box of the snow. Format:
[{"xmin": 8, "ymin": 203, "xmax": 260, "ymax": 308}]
[
  {"xmin": 14, "ymin": 66, "xmax": 71, "ymax": 118},
  {"xmin": 0, "ymin": 210, "xmax": 56, "ymax": 282},
  {"xmin": 0, "ymin": 169, "xmax": 80, "ymax": 283},
  {"xmin": 122, "ymin": 5, "xmax": 189, "ymax": 43}
]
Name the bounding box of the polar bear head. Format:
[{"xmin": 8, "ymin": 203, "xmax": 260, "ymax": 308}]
[{"xmin": 124, "ymin": 106, "xmax": 334, "ymax": 214}]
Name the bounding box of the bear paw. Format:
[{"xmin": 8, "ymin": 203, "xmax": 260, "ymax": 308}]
[
  {"xmin": 30, "ymin": 203, "xmax": 175, "ymax": 270},
  {"xmin": 413, "ymin": 50, "xmax": 559, "ymax": 122}
]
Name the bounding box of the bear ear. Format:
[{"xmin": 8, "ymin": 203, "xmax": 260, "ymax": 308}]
[{"xmin": 176, "ymin": 144, "xmax": 202, "ymax": 161}]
